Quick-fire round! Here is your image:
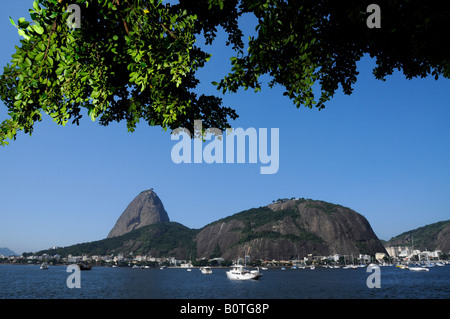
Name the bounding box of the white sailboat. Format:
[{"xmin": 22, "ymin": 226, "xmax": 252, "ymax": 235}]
[
  {"xmin": 409, "ymin": 266, "xmax": 429, "ymax": 272},
  {"xmin": 40, "ymin": 262, "xmax": 49, "ymax": 270},
  {"xmin": 186, "ymin": 253, "xmax": 193, "ymax": 271},
  {"xmin": 226, "ymin": 264, "xmax": 262, "ymax": 280},
  {"xmin": 422, "ymin": 250, "xmax": 434, "ymax": 268},
  {"xmin": 226, "ymin": 249, "xmax": 262, "ymax": 280},
  {"xmin": 200, "ymin": 266, "xmax": 212, "ymax": 274}
]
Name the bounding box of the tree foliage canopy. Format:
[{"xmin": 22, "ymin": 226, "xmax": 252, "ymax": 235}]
[{"xmin": 1, "ymin": 0, "xmax": 449, "ymax": 145}]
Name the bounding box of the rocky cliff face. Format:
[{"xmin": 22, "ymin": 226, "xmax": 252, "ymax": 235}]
[
  {"xmin": 196, "ymin": 199, "xmax": 386, "ymax": 260},
  {"xmin": 107, "ymin": 189, "xmax": 170, "ymax": 238},
  {"xmin": 436, "ymin": 225, "xmax": 450, "ymax": 253}
]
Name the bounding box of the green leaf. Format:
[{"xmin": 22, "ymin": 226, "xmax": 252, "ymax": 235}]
[
  {"xmin": 32, "ymin": 24, "xmax": 44, "ymax": 35},
  {"xmin": 18, "ymin": 18, "xmax": 29, "ymax": 28},
  {"xmin": 35, "ymin": 52, "xmax": 45, "ymax": 61},
  {"xmin": 18, "ymin": 29, "xmax": 30, "ymax": 40},
  {"xmin": 9, "ymin": 16, "xmax": 15, "ymax": 27}
]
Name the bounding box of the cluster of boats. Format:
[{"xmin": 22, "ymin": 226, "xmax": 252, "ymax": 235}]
[
  {"xmin": 41, "ymin": 259, "xmax": 447, "ymax": 278},
  {"xmin": 157, "ymin": 264, "xmax": 262, "ymax": 280},
  {"xmin": 281, "ymin": 265, "xmax": 316, "ymax": 270},
  {"xmin": 164, "ymin": 263, "xmax": 261, "ymax": 280},
  {"xmin": 396, "ymin": 261, "xmax": 446, "ymax": 272},
  {"xmin": 183, "ymin": 265, "xmax": 262, "ymax": 280}
]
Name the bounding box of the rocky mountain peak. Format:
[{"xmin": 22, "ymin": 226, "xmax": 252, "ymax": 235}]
[
  {"xmin": 107, "ymin": 189, "xmax": 170, "ymax": 238},
  {"xmin": 195, "ymin": 198, "xmax": 387, "ymax": 260}
]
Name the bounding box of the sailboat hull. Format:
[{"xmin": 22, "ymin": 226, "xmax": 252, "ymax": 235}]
[
  {"xmin": 409, "ymin": 267, "xmax": 429, "ymax": 272},
  {"xmin": 226, "ymin": 272, "xmax": 262, "ymax": 280},
  {"xmin": 226, "ymin": 265, "xmax": 262, "ymax": 280}
]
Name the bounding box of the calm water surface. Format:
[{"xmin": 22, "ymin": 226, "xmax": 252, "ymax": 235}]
[{"xmin": 1, "ymin": 264, "xmax": 449, "ymax": 299}]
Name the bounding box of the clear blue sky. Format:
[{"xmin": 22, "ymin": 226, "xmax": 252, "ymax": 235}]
[{"xmin": 1, "ymin": 1, "xmax": 449, "ymax": 254}]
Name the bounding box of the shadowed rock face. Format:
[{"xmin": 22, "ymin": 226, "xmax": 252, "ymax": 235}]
[
  {"xmin": 107, "ymin": 189, "xmax": 170, "ymax": 238},
  {"xmin": 195, "ymin": 199, "xmax": 387, "ymax": 260},
  {"xmin": 436, "ymin": 225, "xmax": 450, "ymax": 253}
]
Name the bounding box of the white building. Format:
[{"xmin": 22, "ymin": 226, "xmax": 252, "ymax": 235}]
[
  {"xmin": 67, "ymin": 255, "xmax": 82, "ymax": 263},
  {"xmin": 385, "ymin": 246, "xmax": 413, "ymax": 258},
  {"xmin": 375, "ymin": 253, "xmax": 387, "ymax": 261}
]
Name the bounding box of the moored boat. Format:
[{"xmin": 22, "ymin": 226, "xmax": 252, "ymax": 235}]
[
  {"xmin": 409, "ymin": 267, "xmax": 429, "ymax": 272},
  {"xmin": 77, "ymin": 263, "xmax": 92, "ymax": 270},
  {"xmin": 396, "ymin": 264, "xmax": 408, "ymax": 269},
  {"xmin": 200, "ymin": 266, "xmax": 213, "ymax": 274},
  {"xmin": 226, "ymin": 264, "xmax": 262, "ymax": 280}
]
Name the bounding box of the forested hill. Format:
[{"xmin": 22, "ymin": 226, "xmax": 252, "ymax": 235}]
[
  {"xmin": 37, "ymin": 222, "xmax": 198, "ymax": 259},
  {"xmin": 385, "ymin": 220, "xmax": 450, "ymax": 252},
  {"xmin": 195, "ymin": 198, "xmax": 386, "ymax": 260}
]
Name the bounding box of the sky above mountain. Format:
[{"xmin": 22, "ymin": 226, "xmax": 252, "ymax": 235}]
[{"xmin": 1, "ymin": 1, "xmax": 449, "ymax": 254}]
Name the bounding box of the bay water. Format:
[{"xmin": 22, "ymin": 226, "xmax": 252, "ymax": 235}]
[{"xmin": 1, "ymin": 264, "xmax": 449, "ymax": 299}]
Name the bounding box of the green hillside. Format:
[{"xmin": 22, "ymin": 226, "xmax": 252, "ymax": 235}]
[
  {"xmin": 386, "ymin": 220, "xmax": 450, "ymax": 250},
  {"xmin": 37, "ymin": 222, "xmax": 198, "ymax": 259}
]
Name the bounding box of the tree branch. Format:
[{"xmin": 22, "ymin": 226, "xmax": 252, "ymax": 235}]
[{"xmin": 160, "ymin": 23, "xmax": 177, "ymax": 39}]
